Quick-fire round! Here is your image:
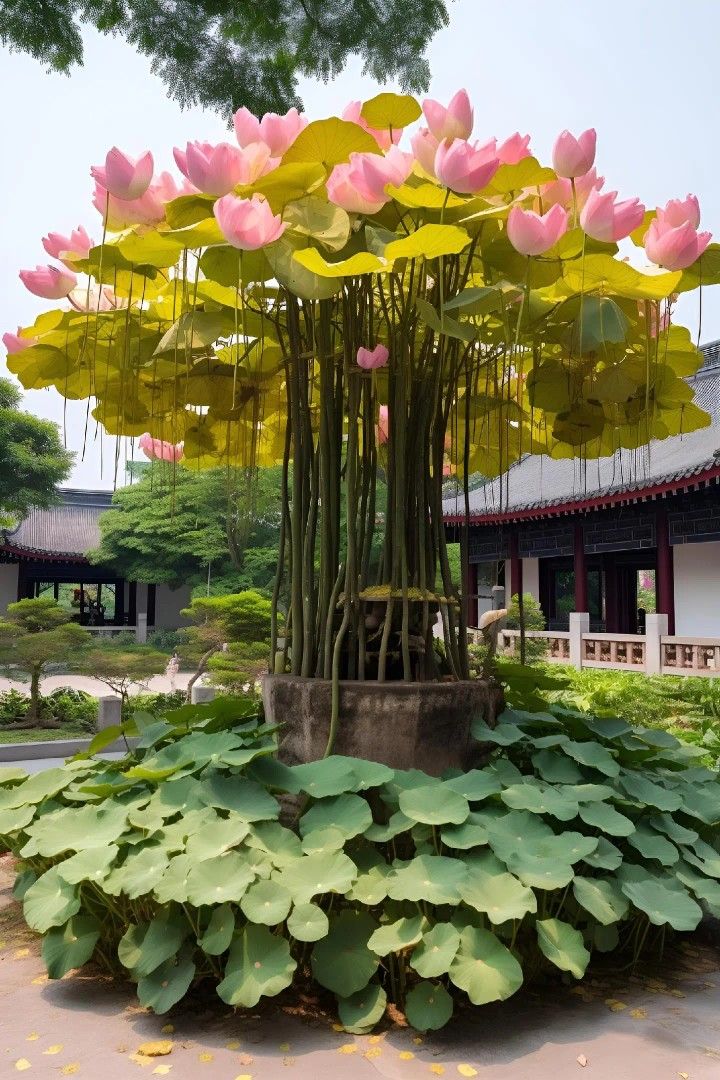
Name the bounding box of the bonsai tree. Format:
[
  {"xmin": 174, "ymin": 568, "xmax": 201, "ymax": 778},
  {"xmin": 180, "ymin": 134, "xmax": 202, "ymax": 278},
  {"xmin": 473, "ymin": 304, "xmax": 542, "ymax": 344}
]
[
  {"xmin": 75, "ymin": 643, "xmax": 169, "ymax": 706},
  {"xmin": 0, "ymin": 597, "xmax": 89, "ymax": 724},
  {"xmin": 7, "ymin": 89, "xmax": 716, "ymax": 755},
  {"xmin": 181, "ymin": 590, "xmax": 274, "ymax": 700}
]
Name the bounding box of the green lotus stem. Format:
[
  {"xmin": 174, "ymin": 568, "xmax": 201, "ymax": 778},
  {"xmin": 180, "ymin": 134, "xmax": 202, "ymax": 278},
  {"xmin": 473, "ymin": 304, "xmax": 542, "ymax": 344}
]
[
  {"xmin": 286, "ymin": 300, "xmax": 305, "ymax": 675},
  {"xmin": 270, "ymin": 423, "xmax": 291, "ymax": 671}
]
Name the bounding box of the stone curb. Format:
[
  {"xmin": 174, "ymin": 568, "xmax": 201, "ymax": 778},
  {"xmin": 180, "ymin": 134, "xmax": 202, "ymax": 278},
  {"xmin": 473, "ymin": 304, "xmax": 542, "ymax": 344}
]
[{"xmin": 0, "ymin": 737, "xmax": 139, "ymax": 762}]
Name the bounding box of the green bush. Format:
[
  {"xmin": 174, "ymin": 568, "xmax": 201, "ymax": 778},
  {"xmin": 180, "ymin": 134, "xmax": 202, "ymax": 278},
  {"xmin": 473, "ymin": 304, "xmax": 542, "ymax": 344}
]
[
  {"xmin": 122, "ymin": 690, "xmax": 187, "ymax": 722},
  {"xmin": 147, "ymin": 628, "xmax": 188, "ymax": 653},
  {"xmin": 0, "ymin": 688, "xmax": 96, "ymax": 731},
  {"xmin": 1, "ymin": 695, "xmax": 718, "ymax": 1031},
  {"xmin": 0, "ymin": 689, "xmax": 32, "ymax": 726},
  {"xmin": 506, "ymin": 593, "xmax": 548, "ymax": 664}
]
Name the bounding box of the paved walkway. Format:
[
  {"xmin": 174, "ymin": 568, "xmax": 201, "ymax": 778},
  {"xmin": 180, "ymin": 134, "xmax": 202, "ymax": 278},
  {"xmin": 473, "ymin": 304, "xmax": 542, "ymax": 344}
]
[
  {"xmin": 2, "ymin": 858, "xmax": 720, "ymax": 1079},
  {"xmin": 0, "ymin": 673, "xmax": 194, "ymax": 697}
]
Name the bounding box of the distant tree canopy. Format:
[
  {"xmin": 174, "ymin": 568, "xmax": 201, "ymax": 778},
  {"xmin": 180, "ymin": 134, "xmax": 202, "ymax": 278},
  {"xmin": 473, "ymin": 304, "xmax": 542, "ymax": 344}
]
[
  {"xmin": 0, "ymin": 378, "xmax": 73, "ymax": 527},
  {"xmin": 89, "ymin": 464, "xmax": 283, "ymax": 596},
  {"xmin": 0, "ymin": 0, "xmax": 450, "ymax": 117}
]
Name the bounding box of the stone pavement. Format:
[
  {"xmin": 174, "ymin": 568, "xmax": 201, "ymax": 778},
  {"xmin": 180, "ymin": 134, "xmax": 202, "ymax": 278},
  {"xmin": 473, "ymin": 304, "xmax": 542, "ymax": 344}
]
[
  {"xmin": 2, "ymin": 859, "xmax": 720, "ymax": 1080},
  {"xmin": 0, "ymin": 673, "xmax": 194, "ymax": 698}
]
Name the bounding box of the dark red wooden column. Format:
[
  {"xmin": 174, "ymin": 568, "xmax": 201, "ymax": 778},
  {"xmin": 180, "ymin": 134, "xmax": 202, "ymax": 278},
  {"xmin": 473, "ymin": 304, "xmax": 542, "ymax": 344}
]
[
  {"xmin": 656, "ymin": 505, "xmax": 675, "ymax": 634},
  {"xmin": 465, "ymin": 561, "xmax": 479, "ymax": 627},
  {"xmin": 574, "ymin": 522, "xmax": 588, "ymax": 613},
  {"xmin": 604, "ymin": 554, "xmax": 618, "ymax": 633},
  {"xmin": 509, "ymin": 530, "xmax": 523, "ymax": 599}
]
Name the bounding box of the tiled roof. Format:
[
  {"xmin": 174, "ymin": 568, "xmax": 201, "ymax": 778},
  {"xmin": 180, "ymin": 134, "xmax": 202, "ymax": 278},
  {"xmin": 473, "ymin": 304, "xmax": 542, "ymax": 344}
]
[
  {"xmin": 443, "ymin": 344, "xmax": 720, "ymax": 522},
  {"xmin": 3, "ymin": 489, "xmax": 113, "ymax": 559}
]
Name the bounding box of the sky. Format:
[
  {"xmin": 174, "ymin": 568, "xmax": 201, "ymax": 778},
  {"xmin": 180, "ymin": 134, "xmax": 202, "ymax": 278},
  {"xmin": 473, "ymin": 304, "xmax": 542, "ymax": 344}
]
[{"xmin": 1, "ymin": 0, "xmax": 719, "ymax": 489}]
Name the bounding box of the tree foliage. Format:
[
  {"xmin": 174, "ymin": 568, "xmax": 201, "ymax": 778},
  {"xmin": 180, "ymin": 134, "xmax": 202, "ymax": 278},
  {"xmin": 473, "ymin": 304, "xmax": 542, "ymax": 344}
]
[
  {"xmin": 0, "ymin": 0, "xmax": 450, "ymax": 117},
  {"xmin": 75, "ymin": 643, "xmax": 169, "ymax": 701},
  {"xmin": 0, "ymin": 597, "xmax": 89, "ymax": 723},
  {"xmin": 0, "ymin": 378, "xmax": 72, "ymax": 527},
  {"xmin": 90, "ymin": 465, "xmax": 283, "ymax": 594},
  {"xmin": 180, "ymin": 590, "xmax": 274, "ymax": 697}
]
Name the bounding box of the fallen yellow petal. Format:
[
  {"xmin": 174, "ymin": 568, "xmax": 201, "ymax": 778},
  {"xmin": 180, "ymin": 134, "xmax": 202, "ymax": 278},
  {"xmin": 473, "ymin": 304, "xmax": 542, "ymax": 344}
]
[
  {"xmin": 14, "ymin": 1061, "xmax": 31, "ymax": 1073},
  {"xmin": 161, "ymin": 1025, "xmax": 174, "ymax": 1035},
  {"xmin": 61, "ymin": 1068, "xmax": 79, "ymax": 1077},
  {"xmin": 234, "ymin": 1075, "xmax": 253, "ymax": 1080},
  {"xmin": 332, "ymin": 1023, "xmax": 344, "ymax": 1033},
  {"xmin": 399, "ymin": 1051, "xmax": 415, "ymax": 1061},
  {"xmin": 577, "ymin": 1054, "xmax": 589, "ymax": 1068},
  {"xmin": 15, "ymin": 948, "xmax": 30, "ymax": 958},
  {"xmin": 26, "ymin": 1034, "xmax": 39, "ymax": 1042},
  {"xmin": 630, "ymin": 1008, "xmax": 648, "ymax": 1020},
  {"xmin": 368, "ymin": 1035, "xmax": 385, "ymax": 1044},
  {"xmin": 338, "ymin": 1044, "xmax": 358, "ymax": 1055},
  {"xmin": 414, "ymin": 1036, "xmax": 424, "ymax": 1045},
  {"xmin": 458, "ymin": 1067, "xmax": 478, "ymax": 1078},
  {"xmin": 679, "ymin": 1073, "xmax": 689, "ymax": 1079},
  {"xmin": 430, "ymin": 1067, "xmax": 446, "ymax": 1076},
  {"xmin": 226, "ymin": 1041, "xmax": 241, "ymax": 1051},
  {"xmin": 198, "ymin": 1052, "xmax": 214, "ymax": 1063},
  {"xmin": 138, "ymin": 1042, "xmax": 174, "ymax": 1058},
  {"xmin": 31, "ymin": 976, "xmax": 47, "ymax": 986},
  {"xmin": 153, "ymin": 1068, "xmax": 172, "ymax": 1076},
  {"xmin": 605, "ymin": 999, "xmax": 627, "ymax": 1012},
  {"xmin": 670, "ymin": 989, "xmax": 686, "ymax": 999},
  {"xmin": 365, "ymin": 1047, "xmax": 382, "ymax": 1060},
  {"xmin": 43, "ymin": 1046, "xmax": 63, "ymax": 1055}
]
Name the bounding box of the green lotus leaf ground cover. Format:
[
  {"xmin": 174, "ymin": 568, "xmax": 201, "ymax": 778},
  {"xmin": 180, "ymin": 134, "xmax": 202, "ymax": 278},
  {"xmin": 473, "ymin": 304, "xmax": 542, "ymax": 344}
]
[{"xmin": 0, "ymin": 693, "xmax": 719, "ymax": 1032}]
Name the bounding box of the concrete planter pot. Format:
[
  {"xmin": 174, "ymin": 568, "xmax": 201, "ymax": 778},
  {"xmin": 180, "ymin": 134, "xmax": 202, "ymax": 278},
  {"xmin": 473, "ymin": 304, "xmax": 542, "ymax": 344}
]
[{"xmin": 262, "ymin": 674, "xmax": 502, "ymax": 776}]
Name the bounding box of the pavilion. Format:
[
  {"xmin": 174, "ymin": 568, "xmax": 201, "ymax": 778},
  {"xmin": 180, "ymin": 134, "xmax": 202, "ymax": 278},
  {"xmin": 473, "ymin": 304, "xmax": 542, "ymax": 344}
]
[{"xmin": 445, "ymin": 341, "xmax": 720, "ymax": 638}]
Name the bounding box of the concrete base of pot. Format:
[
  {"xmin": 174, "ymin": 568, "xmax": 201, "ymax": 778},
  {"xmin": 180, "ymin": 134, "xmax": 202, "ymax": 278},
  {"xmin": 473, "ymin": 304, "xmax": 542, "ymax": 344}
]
[{"xmin": 262, "ymin": 674, "xmax": 502, "ymax": 775}]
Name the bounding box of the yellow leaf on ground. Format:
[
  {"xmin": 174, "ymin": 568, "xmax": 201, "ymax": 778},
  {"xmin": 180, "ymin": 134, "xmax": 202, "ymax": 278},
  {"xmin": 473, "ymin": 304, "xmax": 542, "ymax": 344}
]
[
  {"xmin": 26, "ymin": 1034, "xmax": 39, "ymax": 1042},
  {"xmin": 399, "ymin": 1051, "xmax": 415, "ymax": 1060},
  {"xmin": 31, "ymin": 976, "xmax": 47, "ymax": 985},
  {"xmin": 161, "ymin": 1025, "xmax": 174, "ymax": 1035},
  {"xmin": 368, "ymin": 1035, "xmax": 384, "ymax": 1044},
  {"xmin": 670, "ymin": 989, "xmax": 686, "ymax": 998},
  {"xmin": 198, "ymin": 1052, "xmax": 214, "ymax": 1062},
  {"xmin": 234, "ymin": 1075, "xmax": 253, "ymax": 1080},
  {"xmin": 430, "ymin": 1067, "xmax": 446, "ymax": 1076},
  {"xmin": 279, "ymin": 1043, "xmax": 290, "ymax": 1052},
  {"xmin": 153, "ymin": 1067, "xmax": 172, "ymax": 1076},
  {"xmin": 630, "ymin": 1008, "xmax": 647, "ymax": 1020},
  {"xmin": 332, "ymin": 1024, "xmax": 344, "ymax": 1033},
  {"xmin": 14, "ymin": 1061, "xmax": 31, "ymax": 1072},
  {"xmin": 414, "ymin": 1037, "xmax": 424, "ymax": 1045},
  {"xmin": 605, "ymin": 999, "xmax": 627, "ymax": 1012},
  {"xmin": 679, "ymin": 1073, "xmax": 689, "ymax": 1078},
  {"xmin": 138, "ymin": 1041, "xmax": 173, "ymax": 1057},
  {"xmin": 43, "ymin": 1046, "xmax": 63, "ymax": 1055},
  {"xmin": 15, "ymin": 948, "xmax": 30, "ymax": 958},
  {"xmin": 365, "ymin": 1047, "xmax": 382, "ymax": 1059},
  {"xmin": 226, "ymin": 1040, "xmax": 241, "ymax": 1051},
  {"xmin": 338, "ymin": 1044, "xmax": 358, "ymax": 1054},
  {"xmin": 61, "ymin": 1067, "xmax": 79, "ymax": 1076},
  {"xmin": 458, "ymin": 1067, "xmax": 478, "ymax": 1078}
]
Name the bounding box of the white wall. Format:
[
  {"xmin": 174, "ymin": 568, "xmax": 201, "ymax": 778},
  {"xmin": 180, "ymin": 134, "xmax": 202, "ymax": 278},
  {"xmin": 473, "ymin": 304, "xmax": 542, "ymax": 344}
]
[
  {"xmin": 522, "ymin": 558, "xmax": 540, "ymax": 604},
  {"xmin": 673, "ymin": 542, "xmax": 720, "ymax": 636},
  {"xmin": 154, "ymin": 584, "xmax": 192, "ymax": 628},
  {"xmin": 0, "ymin": 564, "xmax": 18, "ymax": 614}
]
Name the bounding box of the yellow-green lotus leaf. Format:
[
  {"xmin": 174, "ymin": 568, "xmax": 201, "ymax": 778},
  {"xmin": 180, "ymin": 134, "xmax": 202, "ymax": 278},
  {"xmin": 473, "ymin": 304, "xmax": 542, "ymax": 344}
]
[
  {"xmin": 20, "ymin": 309, "xmax": 65, "ymax": 337},
  {"xmin": 658, "ymin": 402, "xmax": 711, "ymax": 435},
  {"xmin": 165, "ymin": 193, "xmax": 217, "ymax": 229},
  {"xmin": 563, "ymin": 255, "xmax": 682, "ymax": 300},
  {"xmin": 293, "ymin": 246, "xmax": 387, "ymax": 278},
  {"xmin": 629, "ymin": 209, "xmax": 656, "ymax": 246},
  {"xmin": 487, "ymin": 157, "xmax": 556, "ymax": 195},
  {"xmin": 237, "ymin": 162, "xmax": 327, "ymax": 213},
  {"xmin": 677, "ymin": 244, "xmax": 720, "ymax": 292},
  {"xmin": 385, "ymin": 181, "xmax": 468, "ymax": 210},
  {"xmin": 282, "ymin": 118, "xmax": 380, "ymax": 167},
  {"xmin": 284, "ymin": 196, "xmax": 351, "ymax": 252},
  {"xmin": 385, "ymin": 224, "xmax": 471, "ymax": 261},
  {"xmin": 199, "ymin": 245, "xmax": 273, "ymax": 286},
  {"xmin": 117, "ymin": 231, "xmax": 182, "ymax": 267},
  {"xmin": 167, "ymin": 217, "xmax": 226, "ymax": 249},
  {"xmin": 265, "ymin": 235, "xmax": 342, "ymax": 299},
  {"xmin": 360, "ymin": 92, "xmax": 421, "ymax": 131}
]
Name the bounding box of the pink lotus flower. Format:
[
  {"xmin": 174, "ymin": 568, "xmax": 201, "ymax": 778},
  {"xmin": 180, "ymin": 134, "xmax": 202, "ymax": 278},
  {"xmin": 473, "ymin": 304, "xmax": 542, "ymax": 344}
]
[
  {"xmin": 173, "ymin": 140, "xmax": 272, "ymax": 195},
  {"xmin": 2, "ymin": 329, "xmax": 37, "ymax": 354},
  {"xmin": 377, "ymin": 404, "xmax": 389, "ymax": 445},
  {"xmin": 644, "ymin": 217, "xmax": 712, "ymax": 271},
  {"xmin": 213, "ymin": 193, "xmax": 286, "ymax": 250},
  {"xmin": 434, "ymin": 138, "xmax": 499, "ymax": 194},
  {"xmin": 422, "ymin": 89, "xmax": 473, "ymax": 142},
  {"xmin": 552, "ymin": 128, "xmax": 597, "ymax": 178},
  {"xmin": 342, "ymin": 101, "xmax": 401, "ymax": 151},
  {"xmin": 67, "ymin": 284, "xmax": 123, "ymax": 312},
  {"xmin": 656, "ymin": 194, "xmax": 701, "ymax": 230},
  {"xmin": 233, "ymin": 106, "xmax": 306, "ymax": 156},
  {"xmin": 42, "ymin": 225, "xmax": 93, "ymax": 267},
  {"xmin": 411, "ymin": 127, "xmax": 440, "ymax": 174},
  {"xmin": 138, "ymin": 432, "xmax": 184, "ymax": 463},
  {"xmin": 497, "ymin": 133, "xmax": 531, "ymax": 165},
  {"xmin": 507, "ymin": 204, "xmax": 568, "ymax": 256},
  {"xmin": 637, "ymin": 300, "xmax": 673, "ymax": 338},
  {"xmin": 90, "ymin": 147, "xmax": 154, "ymax": 200},
  {"xmin": 19, "ymin": 264, "xmax": 77, "ymax": 299},
  {"xmin": 93, "ymin": 172, "xmax": 189, "ymax": 230},
  {"xmin": 539, "ymin": 167, "xmax": 604, "ymax": 212},
  {"xmin": 327, "ymin": 147, "xmax": 413, "ymax": 213},
  {"xmin": 580, "ymin": 188, "xmax": 645, "ymax": 243},
  {"xmin": 357, "ymin": 344, "xmax": 389, "ymax": 370}
]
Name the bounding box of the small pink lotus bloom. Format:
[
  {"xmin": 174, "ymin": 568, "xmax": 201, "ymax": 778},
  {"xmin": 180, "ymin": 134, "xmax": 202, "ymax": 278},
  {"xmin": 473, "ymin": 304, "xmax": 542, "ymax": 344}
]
[
  {"xmin": 656, "ymin": 193, "xmax": 701, "ymax": 230},
  {"xmin": 42, "ymin": 225, "xmax": 93, "ymax": 266},
  {"xmin": 327, "ymin": 147, "xmax": 413, "ymax": 213},
  {"xmin": 2, "ymin": 329, "xmax": 37, "ymax": 353},
  {"xmin": 174, "ymin": 140, "xmax": 271, "ymax": 195},
  {"xmin": 497, "ymin": 133, "xmax": 531, "ymax": 165},
  {"xmin": 326, "ymin": 164, "xmax": 386, "ymax": 214},
  {"xmin": 552, "ymin": 128, "xmax": 597, "ymax": 178},
  {"xmin": 644, "ymin": 217, "xmax": 712, "ymax": 271},
  {"xmin": 357, "ymin": 344, "xmax": 389, "ymax": 370},
  {"xmin": 411, "ymin": 127, "xmax": 440, "ymax": 174},
  {"xmin": 233, "ymin": 106, "xmax": 306, "ymax": 156},
  {"xmin": 507, "ymin": 204, "xmax": 568, "ymax": 256},
  {"xmin": 377, "ymin": 404, "xmax": 389, "ymax": 445},
  {"xmin": 422, "ymin": 89, "xmax": 473, "ymax": 142},
  {"xmin": 214, "ymin": 193, "xmax": 286, "ymax": 250},
  {"xmin": 342, "ymin": 101, "xmax": 401, "ymax": 151},
  {"xmin": 138, "ymin": 432, "xmax": 184, "ymax": 463},
  {"xmin": 90, "ymin": 147, "xmax": 154, "ymax": 200},
  {"xmin": 637, "ymin": 300, "xmax": 671, "ymax": 339},
  {"xmin": 67, "ymin": 284, "xmax": 123, "ymax": 313},
  {"xmin": 19, "ymin": 264, "xmax": 77, "ymax": 300},
  {"xmin": 580, "ymin": 188, "xmax": 645, "ymax": 243},
  {"xmin": 434, "ymin": 138, "xmax": 499, "ymax": 194},
  {"xmin": 93, "ymin": 172, "xmax": 188, "ymax": 230},
  {"xmin": 539, "ymin": 167, "xmax": 604, "ymax": 211}
]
